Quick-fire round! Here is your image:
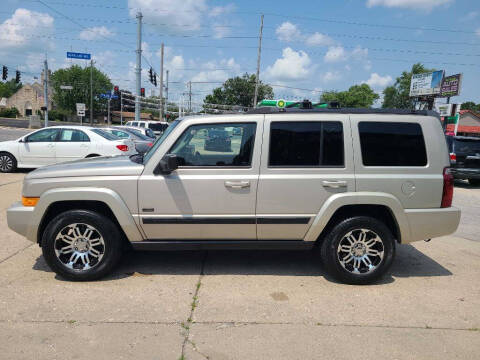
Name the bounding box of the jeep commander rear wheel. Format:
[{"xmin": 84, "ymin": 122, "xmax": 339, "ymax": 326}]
[
  {"xmin": 320, "ymin": 216, "xmax": 395, "ymax": 285},
  {"xmin": 41, "ymin": 210, "xmax": 123, "ymax": 281}
]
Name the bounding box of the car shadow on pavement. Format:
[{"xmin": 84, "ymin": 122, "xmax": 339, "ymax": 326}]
[
  {"xmin": 454, "ymin": 179, "xmax": 480, "ymax": 189},
  {"xmin": 32, "ymin": 243, "xmax": 452, "ymax": 284}
]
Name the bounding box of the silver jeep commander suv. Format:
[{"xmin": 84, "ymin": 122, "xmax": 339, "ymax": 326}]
[{"xmin": 7, "ymin": 107, "xmax": 461, "ymax": 284}]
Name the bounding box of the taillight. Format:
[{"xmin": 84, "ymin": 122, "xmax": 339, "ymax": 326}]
[
  {"xmin": 116, "ymin": 144, "xmax": 129, "ymax": 152},
  {"xmin": 441, "ymin": 167, "xmax": 454, "ymax": 208},
  {"xmin": 147, "ymin": 142, "xmax": 153, "ymax": 147},
  {"xmin": 449, "ymin": 153, "xmax": 456, "ymax": 163}
]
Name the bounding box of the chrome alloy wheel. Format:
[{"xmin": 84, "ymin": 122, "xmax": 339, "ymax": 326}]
[
  {"xmin": 0, "ymin": 155, "xmax": 13, "ymax": 172},
  {"xmin": 54, "ymin": 223, "xmax": 105, "ymax": 271},
  {"xmin": 337, "ymin": 228, "xmax": 384, "ymax": 274}
]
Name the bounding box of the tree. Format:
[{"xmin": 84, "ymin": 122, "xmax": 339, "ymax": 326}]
[
  {"xmin": 0, "ymin": 79, "xmax": 22, "ymax": 98},
  {"xmin": 50, "ymin": 65, "xmax": 112, "ymax": 115},
  {"xmin": 461, "ymin": 102, "xmax": 480, "ymax": 112},
  {"xmin": 320, "ymin": 84, "xmax": 379, "ymax": 108},
  {"xmin": 204, "ymin": 73, "xmax": 274, "ymax": 108},
  {"xmin": 382, "ymin": 63, "xmax": 435, "ymax": 109}
]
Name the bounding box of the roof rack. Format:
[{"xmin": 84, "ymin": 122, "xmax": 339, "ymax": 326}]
[{"xmin": 247, "ymin": 106, "xmax": 440, "ymax": 118}]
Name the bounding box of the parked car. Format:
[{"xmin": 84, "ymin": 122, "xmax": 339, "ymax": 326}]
[
  {"xmin": 121, "ymin": 125, "xmax": 156, "ymax": 139},
  {"xmin": 204, "ymin": 129, "xmax": 232, "ymax": 152},
  {"xmin": 446, "ymin": 135, "xmax": 480, "ymax": 186},
  {"xmin": 7, "ymin": 108, "xmax": 460, "ymax": 284},
  {"xmin": 103, "ymin": 127, "xmax": 154, "ymax": 155},
  {"xmin": 125, "ymin": 120, "xmax": 169, "ymax": 136},
  {"xmin": 0, "ymin": 126, "xmax": 135, "ymax": 172}
]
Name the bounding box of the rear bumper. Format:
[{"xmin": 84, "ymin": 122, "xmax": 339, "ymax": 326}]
[
  {"xmin": 7, "ymin": 202, "xmax": 35, "ymax": 242},
  {"xmin": 451, "ymin": 168, "xmax": 480, "ymax": 179},
  {"xmin": 404, "ymin": 207, "xmax": 461, "ymax": 243}
]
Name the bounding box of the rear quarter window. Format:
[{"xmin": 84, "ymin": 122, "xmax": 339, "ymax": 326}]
[{"xmin": 358, "ymin": 121, "xmax": 427, "ymax": 166}]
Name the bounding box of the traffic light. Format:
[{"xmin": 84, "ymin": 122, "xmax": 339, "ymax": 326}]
[
  {"xmin": 15, "ymin": 70, "xmax": 20, "ymax": 83},
  {"xmin": 153, "ymin": 74, "xmax": 157, "ymax": 87},
  {"xmin": 2, "ymin": 66, "xmax": 7, "ymax": 81},
  {"xmin": 113, "ymin": 85, "xmax": 119, "ymax": 96},
  {"xmin": 140, "ymin": 87, "xmax": 145, "ymax": 97},
  {"xmin": 148, "ymin": 67, "xmax": 154, "ymax": 84}
]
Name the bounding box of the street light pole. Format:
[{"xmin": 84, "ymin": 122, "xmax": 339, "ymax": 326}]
[
  {"xmin": 253, "ymin": 14, "xmax": 264, "ymax": 108},
  {"xmin": 159, "ymin": 43, "xmax": 164, "ymax": 121},
  {"xmin": 43, "ymin": 58, "xmax": 49, "ymax": 127},
  {"xmin": 90, "ymin": 59, "xmax": 94, "ymax": 124},
  {"xmin": 135, "ymin": 12, "xmax": 142, "ymax": 122}
]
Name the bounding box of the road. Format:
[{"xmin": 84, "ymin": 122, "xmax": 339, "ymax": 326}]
[
  {"xmin": 0, "ymin": 127, "xmax": 30, "ymax": 142},
  {"xmin": 0, "ymin": 131, "xmax": 479, "ymax": 359}
]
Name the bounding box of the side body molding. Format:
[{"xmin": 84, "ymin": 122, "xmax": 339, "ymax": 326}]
[
  {"xmin": 27, "ymin": 187, "xmax": 145, "ymax": 243},
  {"xmin": 303, "ymin": 192, "xmax": 411, "ymax": 243}
]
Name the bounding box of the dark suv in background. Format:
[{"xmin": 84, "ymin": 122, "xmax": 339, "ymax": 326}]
[{"xmin": 446, "ymin": 135, "xmax": 480, "ymax": 186}]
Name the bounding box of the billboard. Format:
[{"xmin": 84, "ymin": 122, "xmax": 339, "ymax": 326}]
[
  {"xmin": 409, "ymin": 70, "xmax": 444, "ymax": 97},
  {"xmin": 440, "ymin": 74, "xmax": 462, "ymax": 97},
  {"xmin": 435, "ymin": 103, "xmax": 452, "ymax": 117}
]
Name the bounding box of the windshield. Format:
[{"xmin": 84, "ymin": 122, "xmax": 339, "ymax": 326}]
[
  {"xmin": 148, "ymin": 123, "xmax": 169, "ymax": 132},
  {"xmin": 91, "ymin": 128, "xmax": 120, "ymax": 141},
  {"xmin": 121, "ymin": 128, "xmax": 151, "ymax": 141},
  {"xmin": 143, "ymin": 120, "xmax": 180, "ymax": 163}
]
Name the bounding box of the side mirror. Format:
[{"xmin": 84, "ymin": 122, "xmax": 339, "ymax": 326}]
[
  {"xmin": 19, "ymin": 138, "xmax": 25, "ymax": 143},
  {"xmin": 154, "ymin": 154, "xmax": 178, "ymax": 175}
]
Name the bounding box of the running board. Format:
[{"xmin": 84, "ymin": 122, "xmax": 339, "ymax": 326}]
[{"xmin": 131, "ymin": 240, "xmax": 315, "ymax": 251}]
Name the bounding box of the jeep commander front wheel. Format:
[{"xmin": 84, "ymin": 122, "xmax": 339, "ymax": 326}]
[
  {"xmin": 320, "ymin": 216, "xmax": 395, "ymax": 285},
  {"xmin": 41, "ymin": 210, "xmax": 123, "ymax": 281}
]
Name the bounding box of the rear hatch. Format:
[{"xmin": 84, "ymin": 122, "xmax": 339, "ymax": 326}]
[{"xmin": 450, "ymin": 137, "xmax": 480, "ymax": 169}]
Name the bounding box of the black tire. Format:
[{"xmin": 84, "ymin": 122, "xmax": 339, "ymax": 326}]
[
  {"xmin": 41, "ymin": 210, "xmax": 123, "ymax": 281},
  {"xmin": 320, "ymin": 216, "xmax": 395, "ymax": 285},
  {"xmin": 468, "ymin": 178, "xmax": 480, "ymax": 186},
  {"xmin": 0, "ymin": 152, "xmax": 17, "ymax": 173}
]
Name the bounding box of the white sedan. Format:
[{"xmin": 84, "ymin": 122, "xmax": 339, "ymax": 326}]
[{"xmin": 0, "ymin": 125, "xmax": 136, "ymax": 172}]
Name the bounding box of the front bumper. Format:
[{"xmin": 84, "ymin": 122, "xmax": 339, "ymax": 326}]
[
  {"xmin": 404, "ymin": 207, "xmax": 461, "ymax": 243},
  {"xmin": 7, "ymin": 202, "xmax": 35, "ymax": 242}
]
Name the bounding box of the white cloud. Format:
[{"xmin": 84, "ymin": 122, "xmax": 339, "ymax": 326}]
[
  {"xmin": 93, "ymin": 51, "xmax": 116, "ymax": 67},
  {"xmin": 209, "ymin": 4, "xmax": 235, "ymax": 17},
  {"xmin": 79, "ymin": 26, "xmax": 114, "ymax": 40},
  {"xmin": 366, "ymin": 0, "xmax": 453, "ymax": 11},
  {"xmin": 322, "ymin": 71, "xmax": 341, "ymax": 83},
  {"xmin": 0, "ymin": 8, "xmax": 54, "ymax": 53},
  {"xmin": 276, "ymin": 22, "xmax": 302, "ymax": 42},
  {"xmin": 276, "ymin": 22, "xmax": 333, "ymax": 47},
  {"xmin": 364, "ymin": 73, "xmax": 393, "ymax": 89},
  {"xmin": 305, "ymin": 32, "xmax": 334, "ymax": 47},
  {"xmin": 351, "ymin": 46, "xmax": 369, "ymax": 60},
  {"xmin": 265, "ymin": 47, "xmax": 314, "ymax": 81},
  {"xmin": 324, "ymin": 46, "xmax": 347, "ymax": 63},
  {"xmin": 212, "ymin": 24, "xmax": 231, "ymax": 39},
  {"xmin": 128, "ymin": 0, "xmax": 208, "ymax": 33}
]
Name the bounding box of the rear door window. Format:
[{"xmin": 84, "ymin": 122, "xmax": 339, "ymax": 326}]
[
  {"xmin": 358, "ymin": 122, "xmax": 427, "ymax": 166},
  {"xmin": 269, "ymin": 121, "xmax": 344, "ymax": 167},
  {"xmin": 59, "ymin": 129, "xmax": 90, "ymax": 142},
  {"xmin": 453, "ymin": 138, "xmax": 480, "ymax": 154}
]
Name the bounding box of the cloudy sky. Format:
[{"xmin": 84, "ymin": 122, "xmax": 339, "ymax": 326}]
[{"xmin": 1, "ymin": 0, "xmax": 479, "ymax": 107}]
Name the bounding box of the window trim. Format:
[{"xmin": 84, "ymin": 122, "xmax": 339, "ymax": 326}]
[
  {"xmin": 166, "ymin": 121, "xmax": 257, "ymax": 169},
  {"xmin": 267, "ymin": 120, "xmax": 345, "ymax": 169},
  {"xmin": 358, "ymin": 121, "xmax": 428, "ymax": 168}
]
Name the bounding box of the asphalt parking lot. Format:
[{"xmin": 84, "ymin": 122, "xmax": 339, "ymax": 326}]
[{"xmin": 0, "ymin": 127, "xmax": 479, "ymax": 359}]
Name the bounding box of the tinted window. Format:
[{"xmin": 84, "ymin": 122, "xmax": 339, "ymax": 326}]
[
  {"xmin": 148, "ymin": 123, "xmax": 168, "ymax": 132},
  {"xmin": 453, "ymin": 138, "xmax": 480, "ymax": 154},
  {"xmin": 269, "ymin": 121, "xmax": 344, "ymax": 167},
  {"xmin": 59, "ymin": 129, "xmax": 89, "ymax": 142},
  {"xmin": 131, "ymin": 122, "xmax": 138, "ymax": 127},
  {"xmin": 27, "ymin": 128, "xmax": 60, "ymax": 142},
  {"xmin": 359, "ymin": 122, "xmax": 427, "ymax": 166},
  {"xmin": 139, "ymin": 122, "xmax": 146, "ymax": 128},
  {"xmin": 169, "ymin": 123, "xmax": 256, "ymax": 167}
]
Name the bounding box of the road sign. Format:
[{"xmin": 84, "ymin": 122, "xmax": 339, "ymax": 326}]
[
  {"xmin": 436, "ymin": 103, "xmax": 452, "ymax": 117},
  {"xmin": 76, "ymin": 103, "xmax": 86, "ymax": 117},
  {"xmin": 100, "ymin": 93, "xmax": 118, "ymax": 99},
  {"xmin": 409, "ymin": 70, "xmax": 444, "ymax": 97},
  {"xmin": 60, "ymin": 85, "xmax": 73, "ymax": 90},
  {"xmin": 67, "ymin": 52, "xmax": 91, "ymax": 60}
]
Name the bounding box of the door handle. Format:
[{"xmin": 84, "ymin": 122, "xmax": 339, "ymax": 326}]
[
  {"xmin": 322, "ymin": 180, "xmax": 347, "ymax": 188},
  {"xmin": 224, "ymin": 181, "xmax": 250, "ymax": 189},
  {"xmin": 47, "ymin": 143, "xmax": 54, "ymax": 148}
]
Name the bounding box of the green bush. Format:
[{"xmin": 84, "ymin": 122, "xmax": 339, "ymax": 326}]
[{"xmin": 0, "ymin": 107, "xmax": 20, "ymax": 118}]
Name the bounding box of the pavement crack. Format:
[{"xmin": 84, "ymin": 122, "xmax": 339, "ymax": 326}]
[
  {"xmin": 180, "ymin": 251, "xmax": 208, "ymax": 360},
  {"xmin": 0, "ymin": 243, "xmax": 34, "ymax": 265}
]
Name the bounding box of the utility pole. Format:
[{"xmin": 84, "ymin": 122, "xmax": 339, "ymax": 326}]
[
  {"xmin": 159, "ymin": 43, "xmax": 164, "ymax": 121},
  {"xmin": 90, "ymin": 59, "xmax": 94, "ymax": 124},
  {"xmin": 120, "ymin": 92, "xmax": 123, "ymax": 125},
  {"xmin": 253, "ymin": 14, "xmax": 264, "ymax": 108},
  {"xmin": 135, "ymin": 12, "xmax": 142, "ymax": 122},
  {"xmin": 188, "ymin": 81, "xmax": 192, "ymax": 113},
  {"xmin": 165, "ymin": 69, "xmax": 169, "ymax": 120},
  {"xmin": 43, "ymin": 58, "xmax": 49, "ymax": 127},
  {"xmin": 107, "ymin": 98, "xmax": 111, "ymax": 126}
]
